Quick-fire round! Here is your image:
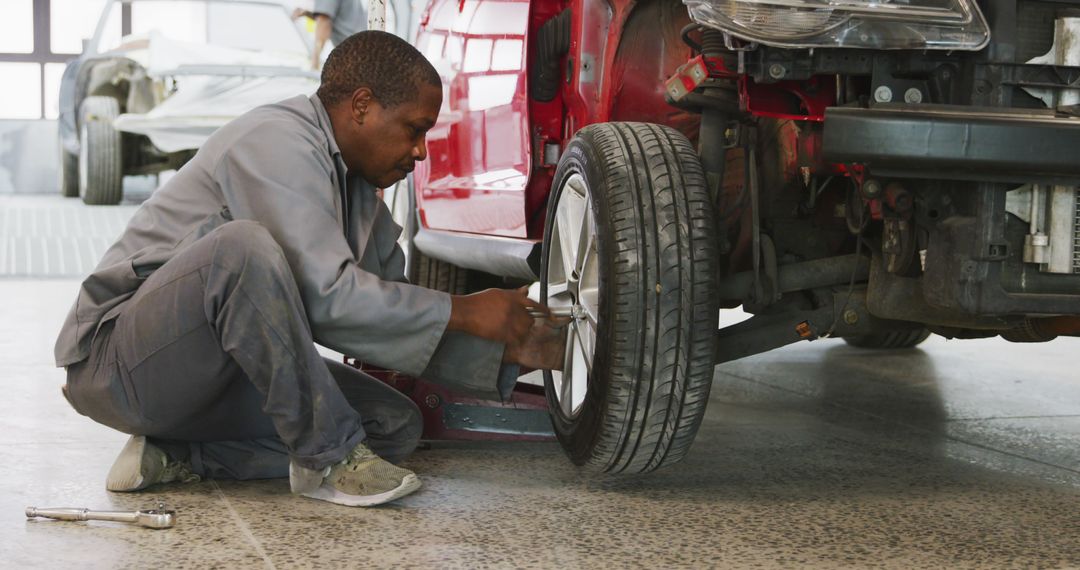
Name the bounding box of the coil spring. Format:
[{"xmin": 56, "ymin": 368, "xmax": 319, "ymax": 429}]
[{"xmin": 701, "ymin": 28, "xmax": 726, "ymax": 57}]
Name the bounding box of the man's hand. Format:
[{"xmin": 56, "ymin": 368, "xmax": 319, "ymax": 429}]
[
  {"xmin": 448, "ymin": 287, "xmax": 550, "ymax": 345},
  {"xmin": 504, "ymin": 316, "xmax": 571, "ymax": 370}
]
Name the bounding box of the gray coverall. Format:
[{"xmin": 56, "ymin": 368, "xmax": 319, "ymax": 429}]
[
  {"xmin": 314, "ymin": 0, "xmax": 367, "ymax": 46},
  {"xmin": 55, "ymin": 94, "xmax": 514, "ymax": 480}
]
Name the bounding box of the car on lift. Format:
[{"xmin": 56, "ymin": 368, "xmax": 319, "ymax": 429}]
[
  {"xmin": 392, "ymin": 0, "xmax": 1080, "ymax": 473},
  {"xmin": 58, "ymin": 0, "xmax": 319, "ymax": 205}
]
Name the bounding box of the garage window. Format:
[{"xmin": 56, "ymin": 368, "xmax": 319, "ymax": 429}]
[
  {"xmin": 51, "ymin": 0, "xmax": 108, "ymax": 55},
  {"xmin": 1, "ymin": 0, "xmax": 97, "ymax": 119},
  {"xmin": 43, "ymin": 62, "xmax": 66, "ymax": 119},
  {"xmin": 0, "ymin": 0, "xmax": 35, "ymax": 54},
  {"xmin": 0, "ymin": 63, "xmax": 42, "ymax": 119}
]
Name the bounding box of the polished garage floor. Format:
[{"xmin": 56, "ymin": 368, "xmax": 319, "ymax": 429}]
[{"xmin": 1, "ymin": 196, "xmax": 1078, "ymax": 568}]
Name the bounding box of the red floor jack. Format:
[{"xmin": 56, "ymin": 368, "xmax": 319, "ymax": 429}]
[{"xmin": 347, "ymin": 359, "xmax": 555, "ymax": 442}]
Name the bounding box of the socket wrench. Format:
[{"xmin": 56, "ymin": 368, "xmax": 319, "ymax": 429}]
[{"xmin": 26, "ymin": 503, "xmax": 175, "ymax": 529}]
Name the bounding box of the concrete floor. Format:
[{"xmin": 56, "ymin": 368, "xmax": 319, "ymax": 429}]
[{"xmin": 2, "ymin": 197, "xmax": 1079, "ymax": 568}]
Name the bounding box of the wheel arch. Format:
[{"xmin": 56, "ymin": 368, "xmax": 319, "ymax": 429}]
[{"xmin": 601, "ymin": 0, "xmax": 701, "ymax": 141}]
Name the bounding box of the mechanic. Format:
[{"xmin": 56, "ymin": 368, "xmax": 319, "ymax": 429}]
[
  {"xmin": 54, "ymin": 31, "xmax": 564, "ymax": 508},
  {"xmin": 293, "ymin": 0, "xmax": 367, "ymax": 70}
]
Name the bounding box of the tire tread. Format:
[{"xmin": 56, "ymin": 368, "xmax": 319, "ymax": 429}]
[{"xmin": 79, "ymin": 96, "xmax": 122, "ymax": 205}]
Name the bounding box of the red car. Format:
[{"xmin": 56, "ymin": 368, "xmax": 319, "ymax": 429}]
[{"xmin": 390, "ymin": 0, "xmax": 1080, "ymax": 473}]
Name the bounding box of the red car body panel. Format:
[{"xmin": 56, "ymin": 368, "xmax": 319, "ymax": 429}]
[
  {"xmin": 414, "ymin": 0, "xmax": 822, "ymax": 248},
  {"xmin": 415, "ymin": 0, "xmax": 708, "ymax": 241}
]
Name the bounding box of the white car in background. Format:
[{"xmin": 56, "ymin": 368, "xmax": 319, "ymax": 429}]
[{"xmin": 58, "ymin": 0, "xmax": 320, "ymax": 205}]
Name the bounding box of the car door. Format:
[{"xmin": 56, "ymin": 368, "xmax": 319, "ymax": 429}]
[{"xmin": 413, "ymin": 0, "xmax": 532, "ymax": 239}]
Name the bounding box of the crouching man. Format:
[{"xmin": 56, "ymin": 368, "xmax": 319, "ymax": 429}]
[{"xmin": 55, "ymin": 31, "xmax": 563, "ymax": 507}]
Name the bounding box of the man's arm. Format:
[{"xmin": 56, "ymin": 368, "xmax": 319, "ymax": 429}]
[
  {"xmin": 216, "ymin": 121, "xmax": 542, "ymax": 379},
  {"xmin": 312, "ymin": 14, "xmax": 333, "ymax": 70},
  {"xmin": 373, "ymin": 199, "xmax": 545, "ymax": 347},
  {"xmin": 214, "ymin": 123, "xmax": 450, "ymax": 375}
]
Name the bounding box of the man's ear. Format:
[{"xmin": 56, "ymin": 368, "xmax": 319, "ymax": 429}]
[{"xmin": 350, "ymin": 87, "xmax": 374, "ymax": 125}]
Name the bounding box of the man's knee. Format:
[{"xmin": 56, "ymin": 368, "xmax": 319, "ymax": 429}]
[{"xmin": 209, "ymin": 221, "xmax": 288, "ymax": 272}]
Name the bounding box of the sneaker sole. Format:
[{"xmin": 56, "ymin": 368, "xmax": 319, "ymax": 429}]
[
  {"xmin": 106, "ymin": 436, "xmax": 160, "ymax": 492},
  {"xmin": 301, "ymin": 473, "xmax": 422, "ymax": 507}
]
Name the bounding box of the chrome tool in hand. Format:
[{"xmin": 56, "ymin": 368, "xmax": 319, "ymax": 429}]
[
  {"xmin": 530, "ymin": 305, "xmax": 574, "ymax": 329},
  {"xmin": 25, "ymin": 502, "xmax": 176, "ymax": 529}
]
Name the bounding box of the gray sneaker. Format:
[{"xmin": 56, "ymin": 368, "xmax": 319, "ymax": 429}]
[
  {"xmin": 106, "ymin": 436, "xmax": 200, "ymax": 492},
  {"xmin": 294, "ymin": 443, "xmax": 421, "ymax": 507}
]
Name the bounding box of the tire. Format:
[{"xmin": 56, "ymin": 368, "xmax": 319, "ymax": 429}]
[
  {"xmin": 412, "ymin": 252, "xmax": 469, "ymax": 294},
  {"xmin": 844, "ymin": 328, "xmax": 932, "ymax": 349},
  {"xmin": 78, "ymin": 96, "xmax": 123, "ymax": 205},
  {"xmin": 60, "ymin": 150, "xmax": 79, "ymax": 197},
  {"xmin": 540, "ymin": 122, "xmax": 719, "ymax": 474}
]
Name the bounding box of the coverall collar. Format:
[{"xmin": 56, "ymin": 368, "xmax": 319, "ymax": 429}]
[{"xmin": 310, "ymin": 94, "xmax": 346, "ymax": 171}]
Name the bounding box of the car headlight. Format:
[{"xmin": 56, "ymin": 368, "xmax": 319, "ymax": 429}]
[{"xmin": 683, "ymin": 0, "xmax": 990, "ymax": 50}]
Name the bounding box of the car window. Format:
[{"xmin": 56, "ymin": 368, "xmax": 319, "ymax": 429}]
[
  {"xmin": 0, "ymin": 0, "xmax": 33, "ymax": 54},
  {"xmin": 463, "ymin": 38, "xmax": 491, "ymax": 73},
  {"xmin": 423, "ymin": 33, "xmax": 446, "ymax": 62},
  {"xmin": 490, "ymin": 39, "xmax": 522, "ymax": 72}
]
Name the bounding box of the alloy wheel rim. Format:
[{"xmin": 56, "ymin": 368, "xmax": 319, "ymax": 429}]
[{"xmin": 546, "ymin": 173, "xmax": 599, "ymax": 418}]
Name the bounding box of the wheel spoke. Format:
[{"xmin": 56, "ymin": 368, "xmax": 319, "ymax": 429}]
[
  {"xmin": 554, "ymin": 186, "xmax": 585, "ymax": 286},
  {"xmin": 574, "ymin": 198, "xmax": 593, "ymax": 276},
  {"xmin": 572, "ymin": 319, "xmax": 594, "ymax": 374},
  {"xmin": 546, "ymin": 280, "xmax": 572, "ymax": 305},
  {"xmin": 568, "ymin": 333, "xmax": 589, "ymax": 416},
  {"xmin": 570, "ymin": 344, "xmax": 589, "ymax": 414},
  {"xmin": 548, "ymin": 218, "xmax": 568, "ymax": 288},
  {"xmin": 560, "ymin": 327, "xmax": 577, "ymax": 415}
]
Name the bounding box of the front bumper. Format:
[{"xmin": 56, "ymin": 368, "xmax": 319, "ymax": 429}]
[{"xmin": 823, "ymin": 104, "xmax": 1080, "ymax": 185}]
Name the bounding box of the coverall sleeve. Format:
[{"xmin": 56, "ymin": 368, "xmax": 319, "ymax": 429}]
[
  {"xmin": 374, "ymin": 202, "xmax": 519, "ymax": 401},
  {"xmin": 212, "ymin": 121, "xmax": 450, "ymax": 378},
  {"xmin": 312, "ymin": 0, "xmax": 341, "ymax": 17}
]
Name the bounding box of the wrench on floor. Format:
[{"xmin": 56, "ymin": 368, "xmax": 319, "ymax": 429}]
[{"xmin": 26, "ymin": 503, "xmax": 176, "ymax": 529}]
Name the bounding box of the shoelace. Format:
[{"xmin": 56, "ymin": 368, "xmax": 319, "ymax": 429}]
[
  {"xmin": 343, "ymin": 444, "xmax": 378, "ymax": 469},
  {"xmin": 162, "ymin": 460, "xmax": 201, "ymax": 484}
]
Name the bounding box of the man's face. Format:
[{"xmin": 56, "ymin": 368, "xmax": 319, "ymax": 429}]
[{"xmin": 348, "ymin": 82, "xmax": 441, "ymax": 189}]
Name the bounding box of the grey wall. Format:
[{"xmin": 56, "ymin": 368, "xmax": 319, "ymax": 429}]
[{"xmin": 0, "ymin": 120, "xmax": 60, "ymax": 195}]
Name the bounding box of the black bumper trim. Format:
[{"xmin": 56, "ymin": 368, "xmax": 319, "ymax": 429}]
[{"xmin": 823, "ymin": 104, "xmax": 1080, "ymax": 184}]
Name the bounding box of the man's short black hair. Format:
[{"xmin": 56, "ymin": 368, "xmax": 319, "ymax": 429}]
[{"xmin": 317, "ymin": 30, "xmax": 441, "ymax": 109}]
